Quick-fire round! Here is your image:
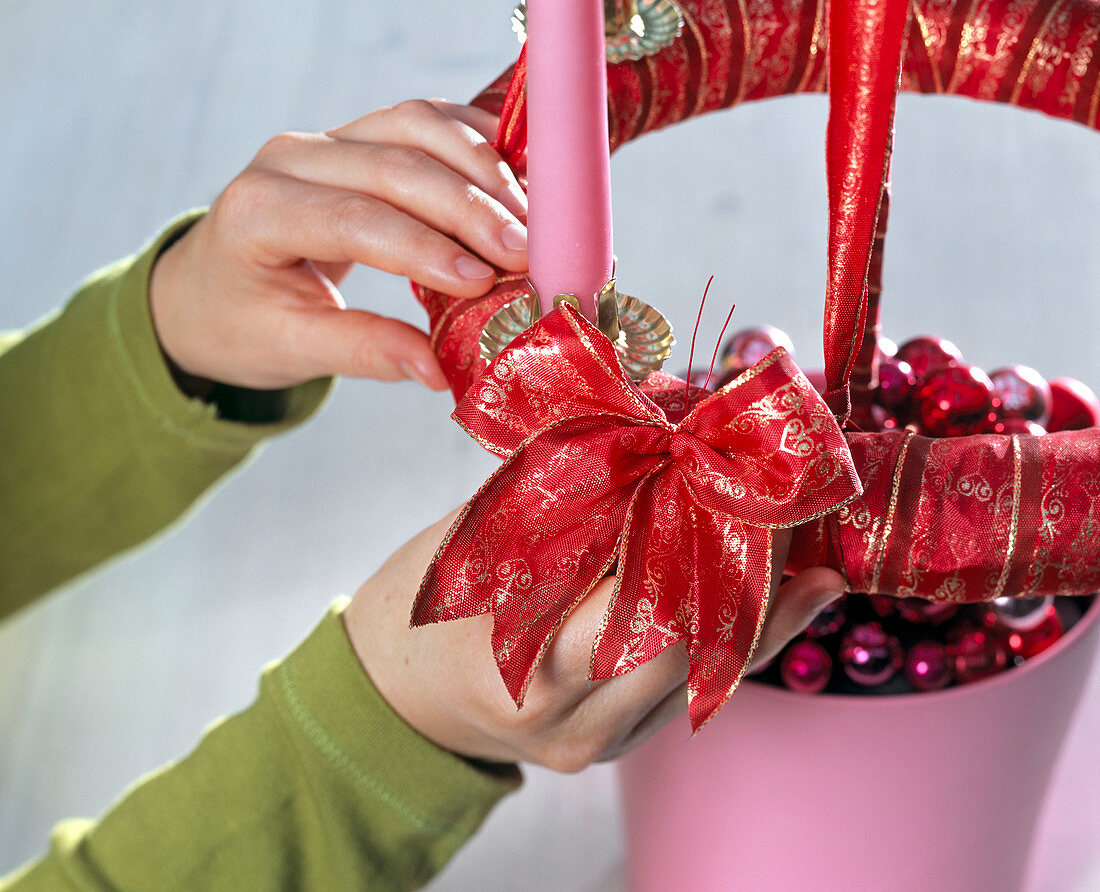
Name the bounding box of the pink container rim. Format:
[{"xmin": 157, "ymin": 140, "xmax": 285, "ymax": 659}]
[{"xmin": 744, "ymin": 593, "xmax": 1100, "ymax": 706}]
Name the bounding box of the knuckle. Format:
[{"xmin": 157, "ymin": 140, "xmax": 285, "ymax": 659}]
[
  {"xmin": 393, "ymin": 98, "xmax": 440, "ymax": 121},
  {"xmin": 255, "ymin": 131, "xmax": 299, "ymax": 161},
  {"xmin": 214, "ymin": 170, "xmax": 269, "ymax": 233}
]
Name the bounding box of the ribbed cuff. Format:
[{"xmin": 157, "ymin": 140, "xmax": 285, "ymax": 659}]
[{"xmin": 104, "ymin": 210, "xmax": 332, "ymax": 454}]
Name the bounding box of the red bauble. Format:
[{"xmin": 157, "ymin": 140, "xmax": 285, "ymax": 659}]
[
  {"xmin": 916, "ymin": 364, "xmax": 998, "ymax": 437},
  {"xmin": 804, "ymin": 598, "xmax": 846, "ymax": 638},
  {"xmin": 780, "ymin": 640, "xmax": 833, "ymax": 693},
  {"xmin": 988, "ymin": 365, "xmax": 1052, "ymax": 424},
  {"xmin": 1047, "ymin": 377, "xmax": 1100, "ymax": 431},
  {"xmin": 948, "ymin": 626, "xmax": 1008, "ymax": 684},
  {"xmin": 986, "ymin": 418, "xmax": 1046, "ymax": 436},
  {"xmin": 896, "ymin": 336, "xmax": 964, "ymax": 382},
  {"xmin": 721, "ymin": 325, "xmax": 796, "ymax": 367},
  {"xmin": 895, "ymin": 598, "xmax": 958, "ymax": 625},
  {"xmin": 876, "ymin": 357, "xmax": 918, "ymax": 413},
  {"xmin": 904, "ymin": 640, "xmax": 953, "ymax": 692},
  {"xmin": 1002, "ymin": 608, "xmax": 1064, "ymax": 660},
  {"xmin": 840, "ymin": 622, "xmax": 904, "ymax": 686}
]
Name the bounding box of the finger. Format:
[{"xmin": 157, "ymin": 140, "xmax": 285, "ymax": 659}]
[
  {"xmin": 750, "ymin": 567, "xmax": 846, "ymax": 669},
  {"xmin": 287, "ymin": 304, "xmax": 448, "ymax": 388},
  {"xmin": 427, "ymin": 100, "xmax": 501, "ymax": 144},
  {"xmin": 326, "ymin": 99, "xmax": 527, "ymax": 219},
  {"xmin": 597, "ymin": 679, "xmax": 687, "ymax": 761},
  {"xmin": 225, "ymin": 173, "xmax": 499, "ymax": 297},
  {"xmin": 253, "ymin": 133, "xmax": 526, "ymax": 272}
]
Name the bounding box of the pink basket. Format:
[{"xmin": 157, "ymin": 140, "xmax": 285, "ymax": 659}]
[{"xmin": 618, "ymin": 598, "xmax": 1100, "ymax": 891}]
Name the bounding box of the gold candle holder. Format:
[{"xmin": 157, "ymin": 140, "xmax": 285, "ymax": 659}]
[
  {"xmin": 512, "ymin": 0, "xmax": 684, "ymax": 63},
  {"xmin": 479, "ymin": 278, "xmax": 674, "ymax": 383}
]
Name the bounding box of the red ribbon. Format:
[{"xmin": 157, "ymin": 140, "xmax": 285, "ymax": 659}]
[{"xmin": 413, "ymin": 306, "xmax": 861, "ymax": 731}]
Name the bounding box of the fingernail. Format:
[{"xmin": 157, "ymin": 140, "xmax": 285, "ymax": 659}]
[
  {"xmin": 400, "ymin": 360, "xmax": 448, "ymax": 391},
  {"xmin": 501, "ymin": 221, "xmax": 528, "ymax": 252},
  {"xmin": 812, "ymin": 591, "xmax": 844, "ymax": 612},
  {"xmin": 454, "ymin": 255, "xmax": 494, "ymax": 280},
  {"xmin": 499, "ymin": 181, "xmax": 528, "ymax": 217}
]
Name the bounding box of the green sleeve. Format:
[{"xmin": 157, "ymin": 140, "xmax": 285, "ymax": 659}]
[
  {"xmin": 0, "ymin": 211, "xmax": 331, "ymax": 617},
  {"xmin": 1, "ymin": 599, "xmax": 523, "ymax": 891}
]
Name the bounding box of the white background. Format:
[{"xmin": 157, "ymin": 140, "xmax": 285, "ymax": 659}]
[{"xmin": 3, "ymin": 1, "xmax": 1100, "ymax": 888}]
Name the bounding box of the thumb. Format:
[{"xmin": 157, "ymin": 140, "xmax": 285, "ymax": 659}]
[
  {"xmin": 751, "ymin": 567, "xmax": 846, "ymax": 669},
  {"xmin": 292, "ymin": 304, "xmax": 449, "ymax": 389}
]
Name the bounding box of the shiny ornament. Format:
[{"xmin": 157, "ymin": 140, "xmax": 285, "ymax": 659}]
[
  {"xmin": 985, "ymin": 596, "xmax": 1053, "ymax": 631},
  {"xmin": 986, "ymin": 418, "xmax": 1046, "ymax": 436},
  {"xmin": 876, "ymin": 357, "xmax": 918, "ymax": 413},
  {"xmin": 804, "ymin": 598, "xmax": 846, "ymax": 638},
  {"xmin": 877, "ymin": 336, "xmax": 898, "ymax": 359},
  {"xmin": 916, "ymin": 364, "xmax": 998, "ymax": 437},
  {"xmin": 904, "ymin": 640, "xmax": 953, "ymax": 692},
  {"xmin": 948, "ymin": 626, "xmax": 1008, "ymax": 684},
  {"xmin": 1047, "ymin": 377, "xmax": 1100, "ymax": 432},
  {"xmin": 721, "ymin": 325, "xmax": 796, "ymax": 367},
  {"xmin": 713, "ymin": 361, "xmax": 747, "ymax": 390},
  {"xmin": 780, "ymin": 640, "xmax": 833, "ymax": 693},
  {"xmin": 896, "ymin": 336, "xmax": 963, "ymax": 382},
  {"xmin": 988, "ymin": 365, "xmax": 1051, "ymax": 424},
  {"xmin": 870, "ymin": 404, "xmax": 901, "ymax": 432},
  {"xmin": 868, "ymin": 595, "xmax": 898, "ymax": 618},
  {"xmin": 683, "ymin": 368, "xmax": 719, "ymax": 392},
  {"xmin": 896, "ymin": 598, "xmax": 958, "ymax": 625},
  {"xmin": 840, "ymin": 622, "xmax": 904, "ymax": 686},
  {"xmin": 1001, "ymin": 606, "xmax": 1064, "ymax": 660}
]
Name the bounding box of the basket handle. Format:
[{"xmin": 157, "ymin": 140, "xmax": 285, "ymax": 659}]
[{"xmin": 485, "ymin": 0, "xmax": 910, "ymax": 425}]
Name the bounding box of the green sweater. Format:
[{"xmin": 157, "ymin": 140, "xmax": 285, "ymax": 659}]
[{"xmin": 0, "ymin": 216, "xmax": 521, "ymax": 890}]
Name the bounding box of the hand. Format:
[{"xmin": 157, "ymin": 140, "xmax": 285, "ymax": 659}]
[
  {"xmin": 343, "ymin": 511, "xmax": 845, "ymax": 772},
  {"xmin": 149, "ymin": 100, "xmax": 528, "ymax": 391}
]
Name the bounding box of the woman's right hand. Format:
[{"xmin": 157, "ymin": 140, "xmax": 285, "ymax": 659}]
[{"xmin": 149, "ymin": 99, "xmax": 527, "ymax": 392}]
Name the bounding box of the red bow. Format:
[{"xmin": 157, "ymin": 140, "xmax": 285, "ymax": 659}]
[{"xmin": 413, "ymin": 305, "xmax": 861, "ymax": 731}]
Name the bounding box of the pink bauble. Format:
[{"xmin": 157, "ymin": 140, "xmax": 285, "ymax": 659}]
[
  {"xmin": 804, "ymin": 598, "xmax": 846, "ymax": 638},
  {"xmin": 896, "ymin": 336, "xmax": 963, "ymax": 382},
  {"xmin": 916, "ymin": 364, "xmax": 998, "ymax": 437},
  {"xmin": 804, "ymin": 369, "xmax": 827, "ymax": 394},
  {"xmin": 780, "ymin": 640, "xmax": 833, "ymax": 694},
  {"xmin": 840, "ymin": 622, "xmax": 904, "ymax": 686},
  {"xmin": 988, "ymin": 365, "xmax": 1052, "ymax": 424},
  {"xmin": 904, "ymin": 640, "xmax": 953, "ymax": 692},
  {"xmin": 721, "ymin": 325, "xmax": 796, "ymax": 367},
  {"xmin": 1047, "ymin": 377, "xmax": 1100, "ymax": 432}
]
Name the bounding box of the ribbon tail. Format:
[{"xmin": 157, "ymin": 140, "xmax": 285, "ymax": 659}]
[
  {"xmin": 589, "ymin": 465, "xmax": 686, "ymax": 681},
  {"xmin": 414, "ymin": 422, "xmax": 659, "ymax": 707},
  {"xmin": 685, "ymin": 519, "xmax": 774, "ymax": 734}
]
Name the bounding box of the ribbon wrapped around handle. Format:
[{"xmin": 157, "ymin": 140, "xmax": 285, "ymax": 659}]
[{"xmin": 413, "ymin": 305, "xmax": 860, "ymax": 731}]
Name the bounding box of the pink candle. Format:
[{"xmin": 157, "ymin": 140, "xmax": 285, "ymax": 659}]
[{"xmin": 526, "ymin": 0, "xmax": 615, "ymax": 322}]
